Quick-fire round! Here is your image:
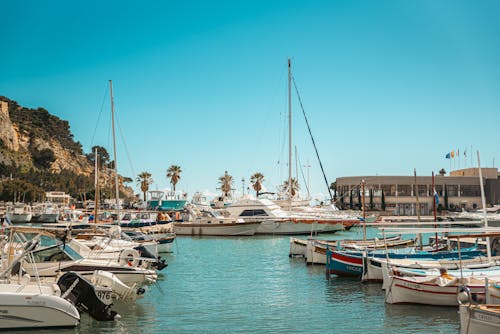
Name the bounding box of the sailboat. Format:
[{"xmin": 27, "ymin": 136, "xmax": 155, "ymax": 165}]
[{"xmin": 225, "ymin": 60, "xmax": 361, "ymax": 234}]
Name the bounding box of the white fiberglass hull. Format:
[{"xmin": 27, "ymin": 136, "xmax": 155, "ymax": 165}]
[
  {"xmin": 38, "ymin": 213, "xmax": 60, "ymax": 223},
  {"xmin": 289, "ymin": 237, "xmax": 307, "ymax": 257},
  {"xmin": 256, "ymin": 220, "xmax": 343, "ymax": 235},
  {"xmin": 22, "ymin": 260, "xmax": 157, "ymax": 286},
  {"xmin": 173, "ymin": 222, "xmax": 260, "ymax": 236},
  {"xmin": 385, "ymin": 275, "xmax": 486, "ymax": 306},
  {"xmin": 5, "ymin": 213, "xmax": 32, "ymax": 223},
  {"xmin": 305, "ymin": 240, "xmax": 327, "ymax": 265},
  {"xmin": 460, "ymin": 304, "xmax": 500, "ymax": 334},
  {"xmin": 0, "ymin": 292, "xmax": 79, "ymax": 329}
]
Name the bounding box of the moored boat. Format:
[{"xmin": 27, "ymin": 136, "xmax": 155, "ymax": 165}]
[
  {"xmin": 5, "ymin": 203, "xmax": 32, "ymax": 223},
  {"xmin": 0, "ymin": 284, "xmax": 80, "ymax": 329}
]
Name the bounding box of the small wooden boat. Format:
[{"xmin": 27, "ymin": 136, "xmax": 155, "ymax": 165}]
[
  {"xmin": 459, "ymin": 304, "xmax": 500, "ymax": 334},
  {"xmin": 325, "ymin": 244, "xmax": 483, "ymax": 277},
  {"xmin": 289, "ymin": 235, "xmax": 402, "ymax": 258}
]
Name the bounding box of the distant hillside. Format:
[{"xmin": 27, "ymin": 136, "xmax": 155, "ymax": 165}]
[{"xmin": 0, "ymin": 96, "xmax": 133, "ymax": 202}]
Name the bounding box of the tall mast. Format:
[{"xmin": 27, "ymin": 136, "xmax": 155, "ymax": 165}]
[
  {"xmin": 477, "ymin": 151, "xmax": 492, "ymax": 261},
  {"xmin": 94, "ymin": 147, "xmax": 99, "ymax": 225},
  {"xmin": 288, "ymin": 58, "xmax": 292, "ymax": 200},
  {"xmin": 109, "ymin": 80, "xmax": 120, "ymax": 223},
  {"xmin": 432, "ymin": 171, "xmax": 438, "ymax": 249},
  {"xmin": 414, "ymin": 168, "xmax": 421, "ymax": 249}
]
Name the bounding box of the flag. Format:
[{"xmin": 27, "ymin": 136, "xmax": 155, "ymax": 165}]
[
  {"xmin": 433, "ymin": 188, "xmax": 439, "ymax": 206},
  {"xmin": 445, "ymin": 153, "xmax": 451, "ymax": 159},
  {"xmin": 451, "ymin": 150, "xmax": 455, "ymax": 158},
  {"xmin": 457, "ymin": 149, "xmax": 460, "ymax": 157}
]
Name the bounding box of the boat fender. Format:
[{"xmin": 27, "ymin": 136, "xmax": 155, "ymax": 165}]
[{"xmin": 119, "ymin": 248, "xmax": 140, "ymax": 267}]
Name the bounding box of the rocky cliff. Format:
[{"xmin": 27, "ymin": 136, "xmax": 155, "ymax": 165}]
[
  {"xmin": 0, "ymin": 96, "xmax": 134, "ymax": 200},
  {"xmin": 0, "ymin": 97, "xmax": 92, "ymax": 175}
]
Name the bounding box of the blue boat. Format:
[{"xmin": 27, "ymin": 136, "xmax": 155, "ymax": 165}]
[{"xmin": 326, "ymin": 247, "xmax": 485, "ymax": 277}]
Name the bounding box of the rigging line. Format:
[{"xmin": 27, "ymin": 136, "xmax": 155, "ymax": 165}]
[
  {"xmin": 296, "ymin": 147, "xmax": 310, "ymax": 197},
  {"xmin": 115, "ymin": 108, "xmax": 136, "ymax": 178},
  {"xmin": 90, "ymin": 86, "xmax": 109, "ymax": 147},
  {"xmin": 292, "ymin": 75, "xmax": 333, "ymax": 202}
]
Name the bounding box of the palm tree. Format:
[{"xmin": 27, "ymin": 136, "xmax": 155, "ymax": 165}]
[
  {"xmin": 218, "ymin": 171, "xmax": 233, "ymax": 197},
  {"xmin": 250, "ymin": 172, "xmax": 265, "ymax": 197},
  {"xmin": 282, "ymin": 178, "xmax": 300, "ymax": 197},
  {"xmin": 166, "ymin": 165, "xmax": 182, "ymax": 191},
  {"xmin": 136, "ymin": 171, "xmax": 153, "ymax": 201}
]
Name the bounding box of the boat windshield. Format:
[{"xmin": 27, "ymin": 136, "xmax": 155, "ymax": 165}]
[{"xmin": 30, "ymin": 244, "xmax": 83, "ymax": 262}]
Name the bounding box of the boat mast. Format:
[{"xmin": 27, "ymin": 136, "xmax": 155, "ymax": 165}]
[
  {"xmin": 432, "ymin": 171, "xmax": 438, "ymax": 249},
  {"xmin": 288, "ymin": 58, "xmax": 292, "ymax": 205},
  {"xmin": 109, "ymin": 80, "xmax": 120, "ymax": 223},
  {"xmin": 477, "ymin": 151, "xmax": 492, "ymax": 261},
  {"xmin": 414, "ymin": 168, "xmax": 422, "ymax": 249},
  {"xmin": 94, "ymin": 147, "xmax": 99, "ymax": 225},
  {"xmin": 362, "ymin": 179, "xmax": 366, "ymax": 240}
]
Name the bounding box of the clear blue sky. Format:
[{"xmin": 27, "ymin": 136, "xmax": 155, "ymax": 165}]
[{"xmin": 1, "ymin": 0, "xmax": 499, "ymax": 199}]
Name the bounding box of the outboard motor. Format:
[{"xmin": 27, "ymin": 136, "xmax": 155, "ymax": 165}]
[
  {"xmin": 134, "ymin": 245, "xmax": 168, "ymax": 271},
  {"xmin": 57, "ymin": 272, "xmax": 118, "ymax": 321}
]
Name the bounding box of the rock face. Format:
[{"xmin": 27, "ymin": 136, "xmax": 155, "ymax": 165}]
[
  {"xmin": 0, "ymin": 97, "xmax": 91, "ymax": 176},
  {"xmin": 0, "ymin": 96, "xmax": 134, "ymax": 199},
  {"xmin": 0, "ymin": 100, "xmax": 20, "ymax": 151}
]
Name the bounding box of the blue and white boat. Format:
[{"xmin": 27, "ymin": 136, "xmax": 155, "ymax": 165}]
[
  {"xmin": 147, "ymin": 190, "xmax": 187, "ymax": 211},
  {"xmin": 326, "ymin": 247, "xmax": 486, "ymax": 278}
]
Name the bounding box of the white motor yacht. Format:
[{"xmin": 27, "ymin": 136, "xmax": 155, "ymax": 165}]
[
  {"xmin": 223, "ymin": 197, "xmax": 359, "ymax": 235},
  {"xmin": 173, "ymin": 204, "xmax": 260, "ymax": 236}
]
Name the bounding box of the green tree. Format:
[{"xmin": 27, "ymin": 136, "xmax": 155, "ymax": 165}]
[
  {"xmin": 357, "ymin": 189, "xmax": 362, "ymax": 210},
  {"xmin": 282, "ymin": 178, "xmax": 300, "ymax": 198},
  {"xmin": 444, "ymin": 184, "xmax": 449, "ymax": 210},
  {"xmin": 136, "ymin": 171, "xmax": 153, "ymax": 201},
  {"xmin": 86, "ymin": 146, "xmax": 110, "ymax": 168},
  {"xmin": 439, "ymin": 168, "xmax": 446, "ymax": 176},
  {"xmin": 250, "ymin": 172, "xmax": 265, "ymax": 197},
  {"xmin": 330, "ymin": 181, "xmax": 337, "ymax": 201},
  {"xmin": 166, "ymin": 165, "xmax": 182, "ymax": 191},
  {"xmin": 369, "ymin": 188, "xmax": 374, "ymax": 210},
  {"xmin": 381, "ymin": 189, "xmax": 386, "ymax": 211},
  {"xmin": 0, "ymin": 179, "xmax": 44, "ymax": 202},
  {"xmin": 218, "ymin": 171, "xmax": 233, "ymax": 197},
  {"xmin": 31, "ymin": 148, "xmax": 56, "ymax": 169}
]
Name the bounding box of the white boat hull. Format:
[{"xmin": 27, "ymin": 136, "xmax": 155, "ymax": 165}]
[
  {"xmin": 0, "ymin": 293, "xmax": 79, "ymax": 329},
  {"xmin": 173, "ymin": 222, "xmax": 260, "ymax": 236},
  {"xmin": 460, "ymin": 304, "xmax": 500, "ymax": 334},
  {"xmin": 305, "ymin": 240, "xmax": 327, "ymax": 264},
  {"xmin": 23, "ymin": 260, "xmax": 157, "ymax": 287},
  {"xmin": 256, "ymin": 220, "xmax": 343, "ymax": 235},
  {"xmin": 289, "ymin": 237, "xmax": 307, "ymax": 257},
  {"xmin": 5, "ymin": 213, "xmax": 32, "ymax": 223},
  {"xmin": 385, "ymin": 275, "xmax": 485, "ymax": 306}
]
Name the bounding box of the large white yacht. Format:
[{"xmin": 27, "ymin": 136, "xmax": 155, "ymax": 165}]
[
  {"xmin": 223, "ymin": 197, "xmax": 360, "ymax": 235},
  {"xmin": 173, "ymin": 204, "xmax": 260, "ymax": 236}
]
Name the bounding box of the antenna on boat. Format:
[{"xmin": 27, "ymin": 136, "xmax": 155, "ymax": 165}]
[
  {"xmin": 477, "ymin": 151, "xmax": 492, "ymax": 261},
  {"xmin": 110, "ymin": 80, "xmax": 120, "ymax": 224}
]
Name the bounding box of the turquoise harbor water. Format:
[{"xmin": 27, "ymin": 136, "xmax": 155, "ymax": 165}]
[{"xmin": 27, "ymin": 228, "xmax": 458, "ymax": 333}]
